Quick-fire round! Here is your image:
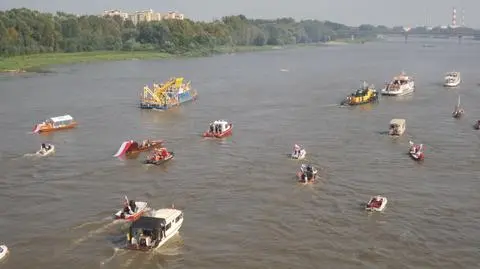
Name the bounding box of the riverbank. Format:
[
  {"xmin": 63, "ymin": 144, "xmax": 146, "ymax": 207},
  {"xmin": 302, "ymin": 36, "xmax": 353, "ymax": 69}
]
[{"xmin": 0, "ymin": 42, "xmax": 357, "ymax": 73}]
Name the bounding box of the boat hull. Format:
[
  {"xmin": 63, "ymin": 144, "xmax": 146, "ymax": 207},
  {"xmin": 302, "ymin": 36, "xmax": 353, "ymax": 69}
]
[
  {"xmin": 126, "ymin": 141, "xmax": 163, "ymax": 155},
  {"xmin": 365, "ymin": 197, "xmax": 388, "ymax": 212},
  {"xmin": 291, "ymin": 149, "xmax": 306, "ymax": 160},
  {"xmin": 381, "ymin": 86, "xmax": 415, "ymax": 96},
  {"xmin": 0, "ymin": 245, "xmax": 8, "ymax": 260},
  {"xmin": 33, "ymin": 122, "xmax": 78, "ymax": 133},
  {"xmin": 36, "ymin": 145, "xmax": 55, "ymax": 156},
  {"xmin": 444, "ymin": 81, "xmax": 461, "ymax": 87},
  {"xmin": 140, "ymin": 91, "xmax": 197, "ymax": 110},
  {"xmin": 409, "ymin": 151, "xmax": 424, "ymax": 161},
  {"xmin": 203, "ymin": 124, "xmax": 233, "ymax": 138}
]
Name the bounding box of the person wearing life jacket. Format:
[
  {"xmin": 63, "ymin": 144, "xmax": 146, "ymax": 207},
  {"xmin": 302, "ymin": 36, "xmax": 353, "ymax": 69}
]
[{"xmin": 160, "ymin": 148, "xmax": 169, "ymax": 159}]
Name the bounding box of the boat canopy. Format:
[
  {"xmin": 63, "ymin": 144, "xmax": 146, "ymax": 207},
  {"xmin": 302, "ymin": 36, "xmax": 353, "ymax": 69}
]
[
  {"xmin": 132, "ymin": 216, "xmax": 166, "ymax": 230},
  {"xmin": 153, "ymin": 208, "xmax": 182, "ymax": 223},
  {"xmin": 390, "ymin": 119, "xmax": 406, "ymax": 126},
  {"xmin": 49, "ymin": 114, "xmax": 74, "ymax": 122}
]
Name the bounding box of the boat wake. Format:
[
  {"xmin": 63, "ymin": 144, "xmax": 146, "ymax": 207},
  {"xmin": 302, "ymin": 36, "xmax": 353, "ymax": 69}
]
[
  {"xmin": 99, "ymin": 247, "xmax": 123, "ymax": 267},
  {"xmin": 70, "ymin": 220, "xmax": 120, "ymax": 249}
]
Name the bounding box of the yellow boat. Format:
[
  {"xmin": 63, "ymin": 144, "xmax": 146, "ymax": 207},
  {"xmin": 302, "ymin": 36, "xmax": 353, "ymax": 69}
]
[
  {"xmin": 341, "ymin": 82, "xmax": 378, "ymax": 106},
  {"xmin": 140, "ymin": 77, "xmax": 198, "ymax": 110}
]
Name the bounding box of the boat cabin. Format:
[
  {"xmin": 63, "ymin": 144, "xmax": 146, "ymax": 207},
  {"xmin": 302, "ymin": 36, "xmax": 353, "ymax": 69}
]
[
  {"xmin": 126, "ymin": 209, "xmax": 183, "ymax": 251},
  {"xmin": 445, "ymin": 72, "xmax": 459, "ymax": 78},
  {"xmin": 46, "ymin": 115, "xmax": 75, "ymax": 128},
  {"xmin": 209, "ymin": 120, "xmax": 229, "ymax": 133},
  {"xmin": 388, "ymin": 74, "xmax": 412, "ymax": 89},
  {"xmin": 389, "ymin": 119, "xmax": 406, "ymax": 136}
]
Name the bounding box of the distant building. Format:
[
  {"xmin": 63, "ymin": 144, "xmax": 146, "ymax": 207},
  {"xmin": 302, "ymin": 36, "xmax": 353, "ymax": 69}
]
[
  {"xmin": 102, "ymin": 9, "xmax": 185, "ymax": 24},
  {"xmin": 128, "ymin": 9, "xmax": 162, "ymax": 25},
  {"xmin": 163, "ymin": 11, "xmax": 185, "ymax": 20},
  {"xmin": 103, "ymin": 10, "xmax": 129, "ymax": 20}
]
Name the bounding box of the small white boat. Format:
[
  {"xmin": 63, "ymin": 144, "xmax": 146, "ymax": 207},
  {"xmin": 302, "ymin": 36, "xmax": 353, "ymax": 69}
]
[
  {"xmin": 0, "ymin": 245, "xmax": 8, "ymax": 260},
  {"xmin": 297, "ymin": 164, "xmax": 318, "ymax": 183},
  {"xmin": 114, "ymin": 196, "xmax": 149, "ymax": 221},
  {"xmin": 290, "ymin": 144, "xmax": 306, "ymax": 160},
  {"xmin": 444, "ymin": 71, "xmax": 461, "ymax": 87},
  {"xmin": 36, "ymin": 144, "xmax": 55, "ymax": 156},
  {"xmin": 365, "ymin": 196, "xmax": 388, "ymax": 212},
  {"xmin": 389, "ymin": 119, "xmax": 406, "ymax": 136},
  {"xmin": 452, "ymin": 95, "xmax": 464, "ymax": 119},
  {"xmin": 381, "ymin": 72, "xmax": 415, "ymax": 96},
  {"xmin": 126, "ymin": 207, "xmax": 184, "ymax": 251},
  {"xmin": 409, "ymin": 141, "xmax": 425, "ymax": 161}
]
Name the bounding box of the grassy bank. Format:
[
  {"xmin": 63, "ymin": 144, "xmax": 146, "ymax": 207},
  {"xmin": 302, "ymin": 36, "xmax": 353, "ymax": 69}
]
[
  {"xmin": 0, "ymin": 43, "xmax": 350, "ymax": 73},
  {"xmin": 0, "ymin": 51, "xmax": 174, "ymax": 73}
]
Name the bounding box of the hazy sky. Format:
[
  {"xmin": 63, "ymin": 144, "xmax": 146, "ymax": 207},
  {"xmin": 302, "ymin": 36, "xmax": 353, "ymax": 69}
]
[{"xmin": 1, "ymin": 0, "xmax": 479, "ymax": 28}]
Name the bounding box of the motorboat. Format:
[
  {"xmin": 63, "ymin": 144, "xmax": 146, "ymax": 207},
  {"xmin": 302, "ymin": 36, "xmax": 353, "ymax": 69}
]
[
  {"xmin": 0, "ymin": 244, "xmax": 8, "ymax": 260},
  {"xmin": 142, "ymin": 148, "xmax": 174, "ymax": 165},
  {"xmin": 297, "ymin": 164, "xmax": 318, "ymax": 183},
  {"xmin": 113, "ymin": 139, "xmax": 163, "ymax": 158},
  {"xmin": 444, "ymin": 71, "xmax": 461, "ymax": 87},
  {"xmin": 291, "ymin": 144, "xmax": 306, "ymax": 160},
  {"xmin": 409, "ymin": 141, "xmax": 425, "ymax": 161},
  {"xmin": 389, "ymin": 119, "xmax": 406, "ymax": 136},
  {"xmin": 341, "ymin": 81, "xmax": 378, "ymax": 106},
  {"xmin": 381, "ymin": 72, "xmax": 415, "ymax": 96},
  {"xmin": 203, "ymin": 120, "xmax": 233, "ymax": 138},
  {"xmin": 33, "ymin": 114, "xmax": 77, "ymax": 133},
  {"xmin": 365, "ymin": 196, "xmax": 388, "ymax": 212},
  {"xmin": 474, "ymin": 120, "xmax": 480, "ymax": 130},
  {"xmin": 126, "ymin": 207, "xmax": 184, "ymax": 251},
  {"xmin": 36, "ymin": 143, "xmax": 55, "ymax": 156},
  {"xmin": 114, "ymin": 196, "xmax": 149, "ymax": 221},
  {"xmin": 452, "ymin": 95, "xmax": 464, "ymax": 119}
]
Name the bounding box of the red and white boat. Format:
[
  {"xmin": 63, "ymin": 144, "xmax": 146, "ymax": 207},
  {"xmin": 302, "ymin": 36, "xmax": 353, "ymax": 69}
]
[
  {"xmin": 143, "ymin": 148, "xmax": 175, "ymax": 165},
  {"xmin": 114, "ymin": 196, "xmax": 149, "ymax": 221},
  {"xmin": 203, "ymin": 120, "xmax": 233, "ymax": 138},
  {"xmin": 113, "ymin": 139, "xmax": 163, "ymax": 158},
  {"xmin": 409, "ymin": 141, "xmax": 424, "ymax": 161},
  {"xmin": 365, "ymin": 195, "xmax": 388, "ymax": 212}
]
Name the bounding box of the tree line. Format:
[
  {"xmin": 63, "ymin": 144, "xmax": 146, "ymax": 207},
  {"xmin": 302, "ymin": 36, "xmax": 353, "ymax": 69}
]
[{"xmin": 4, "ymin": 8, "xmax": 474, "ymax": 57}]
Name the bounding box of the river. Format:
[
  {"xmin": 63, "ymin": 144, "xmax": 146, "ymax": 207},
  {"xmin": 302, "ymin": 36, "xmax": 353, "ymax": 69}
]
[{"xmin": 0, "ymin": 37, "xmax": 479, "ymax": 269}]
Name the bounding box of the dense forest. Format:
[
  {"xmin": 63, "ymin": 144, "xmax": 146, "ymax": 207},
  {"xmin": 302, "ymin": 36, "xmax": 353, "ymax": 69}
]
[
  {"xmin": 0, "ymin": 8, "xmax": 477, "ymax": 58},
  {"xmin": 0, "ymin": 8, "xmax": 388, "ymax": 57}
]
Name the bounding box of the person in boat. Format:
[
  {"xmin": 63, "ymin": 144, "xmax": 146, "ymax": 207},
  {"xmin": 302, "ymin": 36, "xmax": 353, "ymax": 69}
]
[
  {"xmin": 293, "ymin": 144, "xmax": 300, "ymax": 156},
  {"xmin": 160, "ymin": 148, "xmax": 169, "ymax": 159},
  {"xmin": 123, "ymin": 201, "xmax": 132, "ymax": 215},
  {"xmin": 129, "ymin": 200, "xmax": 137, "ymax": 213},
  {"xmin": 209, "ymin": 124, "xmax": 214, "ymax": 133},
  {"xmin": 41, "ymin": 143, "xmax": 51, "ymax": 151},
  {"xmin": 304, "ymin": 165, "xmax": 315, "ymax": 181}
]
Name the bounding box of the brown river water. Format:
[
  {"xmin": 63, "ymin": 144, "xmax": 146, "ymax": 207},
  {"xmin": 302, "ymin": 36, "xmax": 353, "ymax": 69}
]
[{"xmin": 0, "ymin": 37, "xmax": 479, "ymax": 269}]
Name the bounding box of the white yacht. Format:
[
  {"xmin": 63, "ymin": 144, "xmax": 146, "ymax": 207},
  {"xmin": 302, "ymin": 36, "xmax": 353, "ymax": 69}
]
[
  {"xmin": 444, "ymin": 71, "xmax": 461, "ymax": 87},
  {"xmin": 381, "ymin": 72, "xmax": 415, "ymax": 96},
  {"xmin": 125, "ymin": 208, "xmax": 183, "ymax": 251}
]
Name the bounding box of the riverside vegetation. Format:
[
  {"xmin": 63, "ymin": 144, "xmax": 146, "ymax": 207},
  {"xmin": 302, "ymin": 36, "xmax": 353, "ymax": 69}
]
[{"xmin": 0, "ymin": 8, "xmax": 413, "ymax": 72}]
